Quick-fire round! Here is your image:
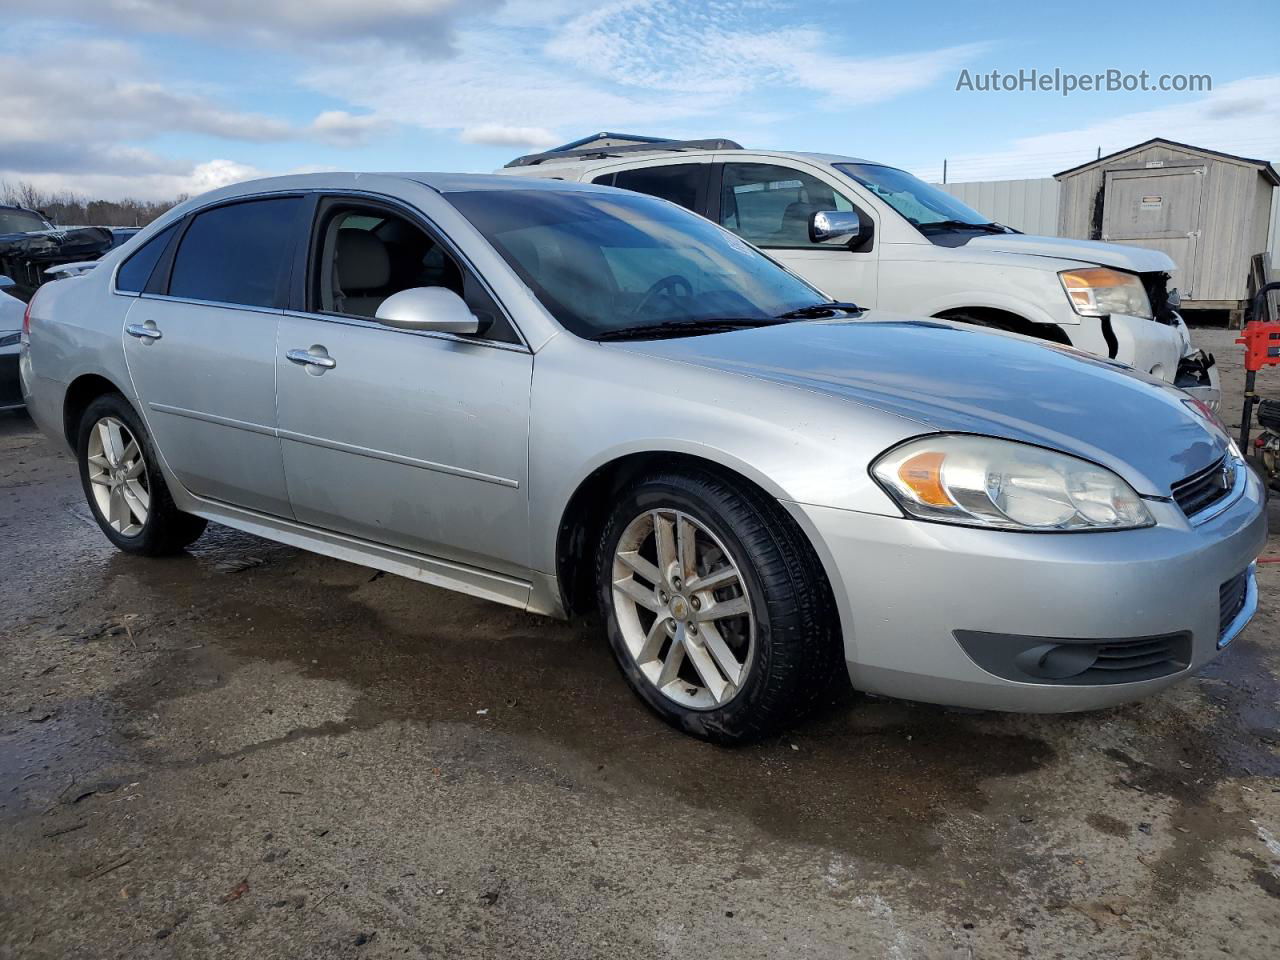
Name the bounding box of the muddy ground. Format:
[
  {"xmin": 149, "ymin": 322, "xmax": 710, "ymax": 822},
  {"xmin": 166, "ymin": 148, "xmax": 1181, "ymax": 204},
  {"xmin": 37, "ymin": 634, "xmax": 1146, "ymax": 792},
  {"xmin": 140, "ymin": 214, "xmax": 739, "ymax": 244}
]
[{"xmin": 1, "ymin": 327, "xmax": 1278, "ymax": 959}]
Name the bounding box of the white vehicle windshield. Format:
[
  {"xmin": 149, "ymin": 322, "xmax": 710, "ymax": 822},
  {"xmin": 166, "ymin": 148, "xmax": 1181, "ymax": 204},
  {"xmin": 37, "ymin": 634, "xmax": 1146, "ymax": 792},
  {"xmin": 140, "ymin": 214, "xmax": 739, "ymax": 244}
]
[
  {"xmin": 834, "ymin": 163, "xmax": 995, "ymax": 230},
  {"xmin": 447, "ymin": 188, "xmax": 837, "ymax": 340}
]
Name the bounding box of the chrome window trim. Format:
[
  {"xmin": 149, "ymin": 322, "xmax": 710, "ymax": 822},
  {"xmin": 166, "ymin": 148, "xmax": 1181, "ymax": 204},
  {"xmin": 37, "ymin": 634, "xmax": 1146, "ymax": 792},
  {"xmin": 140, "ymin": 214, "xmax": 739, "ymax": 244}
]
[
  {"xmin": 280, "ymin": 309, "xmax": 531, "ymax": 355},
  {"xmin": 133, "ymin": 293, "xmax": 284, "ymax": 315}
]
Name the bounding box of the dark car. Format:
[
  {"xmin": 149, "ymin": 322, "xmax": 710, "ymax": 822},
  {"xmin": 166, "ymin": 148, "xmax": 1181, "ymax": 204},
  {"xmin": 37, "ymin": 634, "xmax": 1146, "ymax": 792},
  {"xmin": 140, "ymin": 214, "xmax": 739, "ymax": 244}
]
[{"xmin": 0, "ymin": 205, "xmax": 117, "ymax": 301}]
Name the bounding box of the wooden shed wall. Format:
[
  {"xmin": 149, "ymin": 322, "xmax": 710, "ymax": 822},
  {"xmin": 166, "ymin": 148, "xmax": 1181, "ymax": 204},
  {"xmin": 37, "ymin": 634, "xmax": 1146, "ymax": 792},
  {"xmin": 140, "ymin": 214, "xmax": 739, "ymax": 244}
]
[{"xmin": 1056, "ymin": 142, "xmax": 1273, "ymax": 304}]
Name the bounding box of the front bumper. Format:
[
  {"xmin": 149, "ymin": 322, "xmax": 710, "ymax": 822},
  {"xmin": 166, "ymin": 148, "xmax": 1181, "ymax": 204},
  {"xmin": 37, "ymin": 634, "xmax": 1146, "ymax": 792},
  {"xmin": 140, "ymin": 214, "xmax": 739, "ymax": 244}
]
[
  {"xmin": 1104, "ymin": 311, "xmax": 1221, "ymax": 410},
  {"xmin": 785, "ymin": 466, "xmax": 1266, "ymax": 712}
]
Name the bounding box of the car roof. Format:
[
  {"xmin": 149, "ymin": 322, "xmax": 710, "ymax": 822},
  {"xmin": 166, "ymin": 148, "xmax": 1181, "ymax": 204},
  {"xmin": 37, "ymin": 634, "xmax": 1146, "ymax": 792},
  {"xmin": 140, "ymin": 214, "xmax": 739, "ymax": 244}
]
[{"xmin": 404, "ymin": 172, "xmax": 610, "ymax": 193}]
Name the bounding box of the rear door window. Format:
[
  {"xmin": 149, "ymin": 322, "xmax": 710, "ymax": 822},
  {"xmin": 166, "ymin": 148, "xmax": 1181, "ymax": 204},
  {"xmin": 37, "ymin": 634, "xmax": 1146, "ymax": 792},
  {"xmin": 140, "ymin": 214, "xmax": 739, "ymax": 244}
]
[
  {"xmin": 168, "ymin": 196, "xmax": 304, "ymax": 309},
  {"xmin": 605, "ymin": 164, "xmax": 707, "ymax": 214}
]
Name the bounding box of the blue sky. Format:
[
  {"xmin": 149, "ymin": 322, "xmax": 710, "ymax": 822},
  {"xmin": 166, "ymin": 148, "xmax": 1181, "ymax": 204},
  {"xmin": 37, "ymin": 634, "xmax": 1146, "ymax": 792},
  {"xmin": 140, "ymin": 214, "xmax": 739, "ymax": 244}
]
[{"xmin": 2, "ymin": 0, "xmax": 1275, "ymax": 199}]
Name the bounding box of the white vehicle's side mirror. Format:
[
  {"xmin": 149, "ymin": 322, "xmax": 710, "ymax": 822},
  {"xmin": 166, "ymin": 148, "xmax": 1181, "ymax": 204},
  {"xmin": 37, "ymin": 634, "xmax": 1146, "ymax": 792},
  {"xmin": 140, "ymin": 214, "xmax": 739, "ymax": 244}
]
[
  {"xmin": 809, "ymin": 210, "xmax": 862, "ymax": 245},
  {"xmin": 0, "ymin": 275, "xmax": 15, "ymax": 291},
  {"xmin": 374, "ymin": 286, "xmax": 486, "ymax": 335}
]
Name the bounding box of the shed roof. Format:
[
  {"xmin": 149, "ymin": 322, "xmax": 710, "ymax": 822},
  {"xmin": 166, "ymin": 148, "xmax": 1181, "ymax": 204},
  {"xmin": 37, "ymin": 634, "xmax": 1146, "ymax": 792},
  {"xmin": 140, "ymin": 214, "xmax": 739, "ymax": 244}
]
[{"xmin": 1054, "ymin": 137, "xmax": 1280, "ymax": 186}]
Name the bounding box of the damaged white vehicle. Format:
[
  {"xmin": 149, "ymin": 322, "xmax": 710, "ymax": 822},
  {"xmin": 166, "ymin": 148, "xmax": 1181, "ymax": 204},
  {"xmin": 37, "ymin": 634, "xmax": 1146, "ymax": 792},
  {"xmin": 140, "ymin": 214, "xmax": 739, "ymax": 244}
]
[{"xmin": 500, "ymin": 138, "xmax": 1219, "ymax": 406}]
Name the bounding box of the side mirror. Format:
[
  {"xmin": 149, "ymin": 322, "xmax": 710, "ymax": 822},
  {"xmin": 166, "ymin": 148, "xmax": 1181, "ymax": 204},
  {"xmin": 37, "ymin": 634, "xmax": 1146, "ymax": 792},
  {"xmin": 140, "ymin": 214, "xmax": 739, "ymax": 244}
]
[
  {"xmin": 808, "ymin": 210, "xmax": 863, "ymax": 245},
  {"xmin": 0, "ymin": 275, "xmax": 15, "ymax": 292},
  {"xmin": 374, "ymin": 286, "xmax": 488, "ymax": 335}
]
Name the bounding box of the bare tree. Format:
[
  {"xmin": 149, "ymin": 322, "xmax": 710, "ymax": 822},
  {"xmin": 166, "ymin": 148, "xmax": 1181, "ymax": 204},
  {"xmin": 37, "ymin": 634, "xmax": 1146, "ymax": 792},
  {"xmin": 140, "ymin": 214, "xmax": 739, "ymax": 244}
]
[{"xmin": 1, "ymin": 180, "xmax": 179, "ymax": 227}]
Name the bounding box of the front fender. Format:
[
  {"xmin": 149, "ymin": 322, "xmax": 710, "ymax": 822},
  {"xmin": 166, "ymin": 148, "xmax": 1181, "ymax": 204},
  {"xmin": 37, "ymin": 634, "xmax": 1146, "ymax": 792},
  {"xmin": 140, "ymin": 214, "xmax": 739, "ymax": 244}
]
[{"xmin": 526, "ymin": 337, "xmax": 914, "ymax": 576}]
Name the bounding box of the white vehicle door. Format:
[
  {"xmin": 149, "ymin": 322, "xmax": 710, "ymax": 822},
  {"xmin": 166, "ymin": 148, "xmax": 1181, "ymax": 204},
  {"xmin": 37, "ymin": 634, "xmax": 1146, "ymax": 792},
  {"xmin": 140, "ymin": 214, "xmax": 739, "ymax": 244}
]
[{"xmin": 713, "ymin": 160, "xmax": 879, "ymax": 307}]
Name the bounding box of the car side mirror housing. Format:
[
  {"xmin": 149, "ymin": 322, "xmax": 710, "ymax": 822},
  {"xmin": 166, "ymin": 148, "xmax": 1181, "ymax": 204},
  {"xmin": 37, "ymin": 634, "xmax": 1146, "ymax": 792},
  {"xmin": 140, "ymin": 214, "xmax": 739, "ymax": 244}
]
[
  {"xmin": 0, "ymin": 275, "xmax": 15, "ymax": 292},
  {"xmin": 374, "ymin": 286, "xmax": 488, "ymax": 335},
  {"xmin": 808, "ymin": 210, "xmax": 863, "ymax": 245}
]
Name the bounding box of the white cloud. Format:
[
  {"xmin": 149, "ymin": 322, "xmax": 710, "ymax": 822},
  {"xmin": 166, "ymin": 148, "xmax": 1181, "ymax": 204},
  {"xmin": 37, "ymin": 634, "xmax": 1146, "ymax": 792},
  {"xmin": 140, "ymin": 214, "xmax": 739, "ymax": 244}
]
[
  {"xmin": 0, "ymin": 39, "xmax": 387, "ymax": 198},
  {"xmin": 309, "ymin": 110, "xmax": 388, "ymax": 146},
  {"xmin": 544, "ymin": 1, "xmax": 984, "ymax": 105},
  {"xmin": 459, "ymin": 124, "xmax": 561, "ymax": 148},
  {"xmin": 305, "ymin": 0, "xmax": 982, "ymax": 149},
  {"xmin": 7, "ymin": 0, "xmax": 497, "ymax": 51},
  {"xmin": 912, "ymin": 74, "xmax": 1280, "ymax": 183},
  {"xmin": 0, "ymin": 159, "xmax": 265, "ymax": 202}
]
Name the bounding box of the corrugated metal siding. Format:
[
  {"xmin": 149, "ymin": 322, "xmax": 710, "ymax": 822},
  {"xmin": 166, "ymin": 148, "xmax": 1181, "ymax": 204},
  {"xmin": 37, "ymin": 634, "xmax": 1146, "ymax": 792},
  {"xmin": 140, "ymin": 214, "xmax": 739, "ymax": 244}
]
[{"xmin": 933, "ymin": 178, "xmax": 1060, "ymax": 236}]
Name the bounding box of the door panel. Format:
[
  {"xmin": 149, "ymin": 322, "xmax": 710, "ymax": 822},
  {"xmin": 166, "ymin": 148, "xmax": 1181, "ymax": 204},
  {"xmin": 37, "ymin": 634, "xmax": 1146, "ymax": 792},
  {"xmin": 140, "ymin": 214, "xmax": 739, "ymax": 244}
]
[
  {"xmin": 123, "ymin": 298, "xmax": 290, "ymax": 515},
  {"xmin": 275, "ymin": 315, "xmax": 532, "ymax": 575}
]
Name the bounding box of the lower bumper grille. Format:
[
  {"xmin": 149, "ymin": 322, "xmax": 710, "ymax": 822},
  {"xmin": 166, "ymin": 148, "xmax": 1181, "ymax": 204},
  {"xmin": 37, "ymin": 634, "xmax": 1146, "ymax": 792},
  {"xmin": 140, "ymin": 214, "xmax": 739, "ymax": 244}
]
[
  {"xmin": 955, "ymin": 630, "xmax": 1192, "ymax": 686},
  {"xmin": 1219, "ymin": 569, "xmax": 1250, "ymax": 642}
]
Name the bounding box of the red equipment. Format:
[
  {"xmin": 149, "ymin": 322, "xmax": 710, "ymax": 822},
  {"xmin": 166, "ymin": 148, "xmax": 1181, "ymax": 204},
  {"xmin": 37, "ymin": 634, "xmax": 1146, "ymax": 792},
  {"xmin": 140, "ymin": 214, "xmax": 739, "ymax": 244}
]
[{"xmin": 1236, "ymin": 281, "xmax": 1280, "ymax": 451}]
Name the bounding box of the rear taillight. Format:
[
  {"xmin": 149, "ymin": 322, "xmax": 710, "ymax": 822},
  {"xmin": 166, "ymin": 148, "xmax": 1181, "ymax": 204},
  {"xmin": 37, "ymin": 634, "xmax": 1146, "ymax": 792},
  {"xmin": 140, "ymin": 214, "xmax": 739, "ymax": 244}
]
[{"xmin": 22, "ymin": 297, "xmax": 33, "ymax": 337}]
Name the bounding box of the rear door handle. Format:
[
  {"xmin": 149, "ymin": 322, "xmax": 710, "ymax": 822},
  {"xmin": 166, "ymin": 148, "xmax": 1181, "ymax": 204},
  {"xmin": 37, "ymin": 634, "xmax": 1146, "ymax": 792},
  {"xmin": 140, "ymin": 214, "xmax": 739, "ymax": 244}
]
[
  {"xmin": 286, "ymin": 347, "xmax": 336, "ymax": 371},
  {"xmin": 125, "ymin": 322, "xmax": 162, "ymax": 341}
]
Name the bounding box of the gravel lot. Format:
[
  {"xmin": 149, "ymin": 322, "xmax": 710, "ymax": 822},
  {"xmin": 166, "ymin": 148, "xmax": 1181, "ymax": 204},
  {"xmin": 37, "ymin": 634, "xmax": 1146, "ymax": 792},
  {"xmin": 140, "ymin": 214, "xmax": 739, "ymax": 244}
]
[{"xmin": 1, "ymin": 327, "xmax": 1278, "ymax": 959}]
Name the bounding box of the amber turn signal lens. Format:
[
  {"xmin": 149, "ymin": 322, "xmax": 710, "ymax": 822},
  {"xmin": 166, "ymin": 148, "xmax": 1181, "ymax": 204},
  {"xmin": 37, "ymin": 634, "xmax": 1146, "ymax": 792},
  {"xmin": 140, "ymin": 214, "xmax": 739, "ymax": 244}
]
[
  {"xmin": 1060, "ymin": 267, "xmax": 1132, "ymax": 290},
  {"xmin": 897, "ymin": 451, "xmax": 954, "ymax": 507}
]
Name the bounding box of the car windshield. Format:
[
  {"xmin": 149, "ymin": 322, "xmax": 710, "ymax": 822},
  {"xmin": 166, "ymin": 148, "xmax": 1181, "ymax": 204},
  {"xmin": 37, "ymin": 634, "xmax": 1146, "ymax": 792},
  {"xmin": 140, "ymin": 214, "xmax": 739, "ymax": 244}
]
[
  {"xmin": 0, "ymin": 209, "xmax": 52, "ymax": 234},
  {"xmin": 444, "ymin": 188, "xmax": 828, "ymax": 339},
  {"xmin": 834, "ymin": 163, "xmax": 993, "ymax": 229}
]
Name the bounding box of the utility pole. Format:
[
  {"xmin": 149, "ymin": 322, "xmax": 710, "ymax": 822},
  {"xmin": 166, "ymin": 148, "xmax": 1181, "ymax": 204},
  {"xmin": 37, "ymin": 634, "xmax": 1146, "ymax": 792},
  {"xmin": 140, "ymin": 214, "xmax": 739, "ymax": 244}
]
[{"xmin": 943, "ymin": 159, "xmax": 947, "ymax": 184}]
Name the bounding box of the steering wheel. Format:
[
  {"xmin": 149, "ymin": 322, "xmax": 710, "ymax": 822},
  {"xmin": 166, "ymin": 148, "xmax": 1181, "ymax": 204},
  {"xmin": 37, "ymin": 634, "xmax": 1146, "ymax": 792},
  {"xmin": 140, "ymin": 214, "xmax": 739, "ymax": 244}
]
[{"xmin": 632, "ymin": 274, "xmax": 693, "ymax": 317}]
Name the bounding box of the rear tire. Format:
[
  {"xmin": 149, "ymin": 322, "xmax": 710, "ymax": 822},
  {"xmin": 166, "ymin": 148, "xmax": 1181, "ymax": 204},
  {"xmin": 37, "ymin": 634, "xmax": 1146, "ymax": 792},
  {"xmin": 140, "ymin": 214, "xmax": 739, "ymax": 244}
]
[
  {"xmin": 595, "ymin": 467, "xmax": 841, "ymax": 743},
  {"xmin": 76, "ymin": 393, "xmax": 206, "ymax": 556}
]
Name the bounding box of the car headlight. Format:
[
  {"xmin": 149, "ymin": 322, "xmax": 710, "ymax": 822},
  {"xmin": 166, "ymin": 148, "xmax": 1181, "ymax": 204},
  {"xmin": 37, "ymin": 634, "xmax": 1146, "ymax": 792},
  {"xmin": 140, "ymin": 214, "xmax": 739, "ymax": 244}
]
[
  {"xmin": 1059, "ymin": 267, "xmax": 1152, "ymax": 320},
  {"xmin": 871, "ymin": 435, "xmax": 1153, "ymax": 531},
  {"xmin": 0, "ymin": 332, "xmax": 19, "ymax": 348}
]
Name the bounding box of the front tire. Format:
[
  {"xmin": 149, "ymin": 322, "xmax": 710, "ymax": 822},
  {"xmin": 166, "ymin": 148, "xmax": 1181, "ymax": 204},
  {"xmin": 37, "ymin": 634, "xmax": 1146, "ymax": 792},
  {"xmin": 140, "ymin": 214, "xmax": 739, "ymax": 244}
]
[
  {"xmin": 596, "ymin": 468, "xmax": 841, "ymax": 743},
  {"xmin": 76, "ymin": 393, "xmax": 206, "ymax": 555}
]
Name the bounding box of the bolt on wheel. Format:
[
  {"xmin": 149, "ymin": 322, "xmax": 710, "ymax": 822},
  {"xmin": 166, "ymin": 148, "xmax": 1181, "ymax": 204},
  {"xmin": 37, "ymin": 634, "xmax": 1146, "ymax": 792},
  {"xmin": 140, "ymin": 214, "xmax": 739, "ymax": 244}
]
[{"xmin": 611, "ymin": 508, "xmax": 755, "ymax": 709}]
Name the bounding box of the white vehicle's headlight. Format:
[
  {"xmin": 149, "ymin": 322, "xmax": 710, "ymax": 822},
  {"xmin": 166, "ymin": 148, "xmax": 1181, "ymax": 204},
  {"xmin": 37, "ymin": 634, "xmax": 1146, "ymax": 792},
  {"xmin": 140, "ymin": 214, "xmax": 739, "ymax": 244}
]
[
  {"xmin": 1059, "ymin": 267, "xmax": 1152, "ymax": 320},
  {"xmin": 871, "ymin": 435, "xmax": 1153, "ymax": 531}
]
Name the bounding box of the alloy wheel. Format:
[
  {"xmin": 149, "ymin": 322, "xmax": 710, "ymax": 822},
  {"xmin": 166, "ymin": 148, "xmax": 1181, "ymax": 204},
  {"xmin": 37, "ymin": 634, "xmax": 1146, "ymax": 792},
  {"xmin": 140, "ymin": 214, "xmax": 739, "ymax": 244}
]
[
  {"xmin": 611, "ymin": 509, "xmax": 755, "ymax": 709},
  {"xmin": 86, "ymin": 416, "xmax": 149, "ymax": 537}
]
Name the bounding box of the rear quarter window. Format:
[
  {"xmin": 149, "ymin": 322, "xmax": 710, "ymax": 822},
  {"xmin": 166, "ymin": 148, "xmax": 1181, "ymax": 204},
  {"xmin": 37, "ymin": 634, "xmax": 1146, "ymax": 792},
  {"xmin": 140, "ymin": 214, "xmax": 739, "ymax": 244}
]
[
  {"xmin": 167, "ymin": 196, "xmax": 304, "ymax": 309},
  {"xmin": 115, "ymin": 223, "xmax": 178, "ymax": 293}
]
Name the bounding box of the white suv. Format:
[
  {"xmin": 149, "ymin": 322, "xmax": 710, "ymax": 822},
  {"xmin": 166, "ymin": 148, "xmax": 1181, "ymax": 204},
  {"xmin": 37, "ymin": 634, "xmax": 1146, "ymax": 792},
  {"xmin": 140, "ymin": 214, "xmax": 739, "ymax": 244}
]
[{"xmin": 498, "ymin": 138, "xmax": 1219, "ymax": 407}]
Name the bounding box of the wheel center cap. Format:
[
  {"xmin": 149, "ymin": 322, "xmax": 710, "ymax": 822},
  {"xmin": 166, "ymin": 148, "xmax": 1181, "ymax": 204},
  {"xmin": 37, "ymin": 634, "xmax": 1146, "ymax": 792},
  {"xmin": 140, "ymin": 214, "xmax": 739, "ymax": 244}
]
[{"xmin": 669, "ymin": 596, "xmax": 689, "ymax": 620}]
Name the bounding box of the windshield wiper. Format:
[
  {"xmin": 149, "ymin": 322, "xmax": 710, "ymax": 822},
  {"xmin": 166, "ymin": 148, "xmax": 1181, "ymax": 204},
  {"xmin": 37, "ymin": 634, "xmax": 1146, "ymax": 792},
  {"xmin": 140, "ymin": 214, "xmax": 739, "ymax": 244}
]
[
  {"xmin": 593, "ymin": 317, "xmax": 788, "ymax": 342},
  {"xmin": 916, "ymin": 219, "xmax": 1009, "ymax": 234},
  {"xmin": 776, "ymin": 301, "xmax": 863, "ymax": 320}
]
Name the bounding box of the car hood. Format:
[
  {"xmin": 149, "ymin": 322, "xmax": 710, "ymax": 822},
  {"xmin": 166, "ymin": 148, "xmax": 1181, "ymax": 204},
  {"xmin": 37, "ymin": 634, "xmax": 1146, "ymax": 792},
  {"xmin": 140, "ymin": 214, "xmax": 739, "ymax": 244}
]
[
  {"xmin": 964, "ymin": 233, "xmax": 1174, "ymax": 273},
  {"xmin": 612, "ymin": 315, "xmax": 1227, "ymax": 495}
]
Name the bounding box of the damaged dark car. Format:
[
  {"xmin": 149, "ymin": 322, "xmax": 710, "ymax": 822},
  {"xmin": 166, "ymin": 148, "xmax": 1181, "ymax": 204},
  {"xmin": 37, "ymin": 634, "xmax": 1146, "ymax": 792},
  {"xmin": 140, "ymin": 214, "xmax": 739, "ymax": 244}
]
[{"xmin": 0, "ymin": 204, "xmax": 118, "ymax": 302}]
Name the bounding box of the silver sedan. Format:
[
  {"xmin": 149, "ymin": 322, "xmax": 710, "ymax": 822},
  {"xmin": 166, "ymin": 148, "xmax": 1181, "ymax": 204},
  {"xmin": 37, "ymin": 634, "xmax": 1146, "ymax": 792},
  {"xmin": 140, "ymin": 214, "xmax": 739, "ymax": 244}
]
[{"xmin": 19, "ymin": 173, "xmax": 1265, "ymax": 742}]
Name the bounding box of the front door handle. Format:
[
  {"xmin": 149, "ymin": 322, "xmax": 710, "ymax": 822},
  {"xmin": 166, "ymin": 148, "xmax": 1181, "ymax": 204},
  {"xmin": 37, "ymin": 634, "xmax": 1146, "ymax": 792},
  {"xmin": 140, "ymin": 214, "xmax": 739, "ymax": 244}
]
[
  {"xmin": 125, "ymin": 322, "xmax": 162, "ymax": 342},
  {"xmin": 286, "ymin": 347, "xmax": 337, "ymax": 372}
]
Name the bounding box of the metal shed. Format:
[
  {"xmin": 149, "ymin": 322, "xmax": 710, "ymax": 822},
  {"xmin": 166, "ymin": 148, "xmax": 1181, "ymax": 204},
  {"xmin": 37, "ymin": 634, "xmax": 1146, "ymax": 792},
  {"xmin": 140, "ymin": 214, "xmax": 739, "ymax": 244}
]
[{"xmin": 1054, "ymin": 138, "xmax": 1280, "ymax": 318}]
